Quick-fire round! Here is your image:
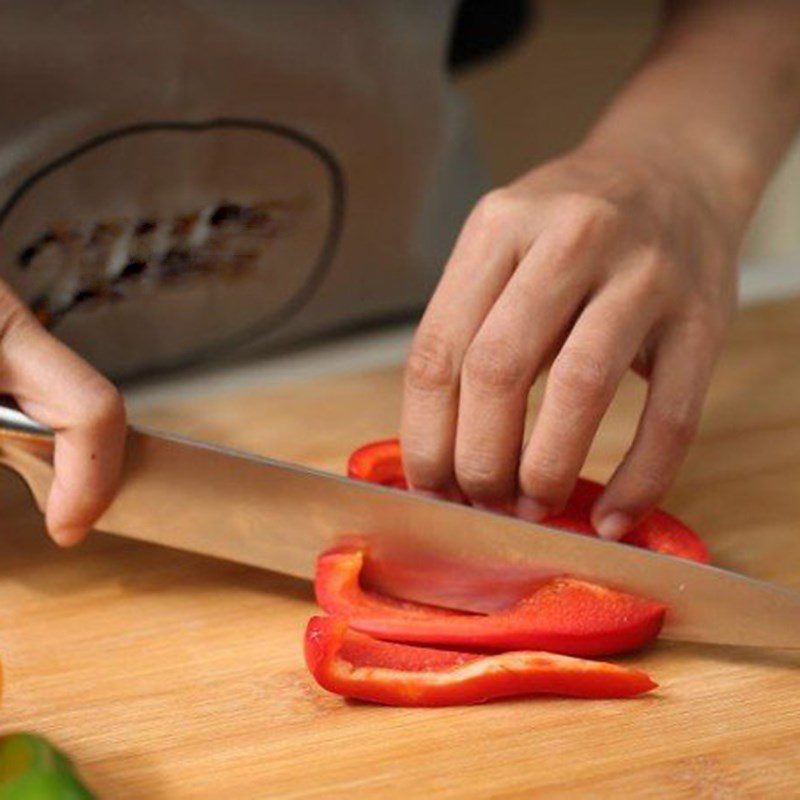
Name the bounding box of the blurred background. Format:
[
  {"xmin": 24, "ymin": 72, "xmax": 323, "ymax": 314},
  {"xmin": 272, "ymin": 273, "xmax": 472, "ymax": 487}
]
[
  {"xmin": 457, "ymin": 0, "xmax": 800, "ymax": 273},
  {"xmin": 129, "ymin": 0, "xmax": 800, "ymax": 405}
]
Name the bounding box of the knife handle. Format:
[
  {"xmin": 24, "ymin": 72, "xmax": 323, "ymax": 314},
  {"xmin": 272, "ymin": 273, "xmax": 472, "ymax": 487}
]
[{"xmin": 0, "ymin": 397, "xmax": 55, "ymax": 512}]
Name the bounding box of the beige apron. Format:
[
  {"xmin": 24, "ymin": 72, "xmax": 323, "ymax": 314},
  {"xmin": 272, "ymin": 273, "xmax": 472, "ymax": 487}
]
[{"xmin": 0, "ymin": 0, "xmax": 485, "ymax": 379}]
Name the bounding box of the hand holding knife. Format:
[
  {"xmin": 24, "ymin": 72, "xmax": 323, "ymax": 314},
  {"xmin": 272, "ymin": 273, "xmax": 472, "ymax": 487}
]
[{"xmin": 0, "ymin": 403, "xmax": 797, "ymax": 650}]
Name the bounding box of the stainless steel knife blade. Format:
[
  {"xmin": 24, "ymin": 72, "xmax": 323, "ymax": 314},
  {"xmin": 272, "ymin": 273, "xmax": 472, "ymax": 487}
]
[{"xmin": 1, "ymin": 408, "xmax": 798, "ymax": 649}]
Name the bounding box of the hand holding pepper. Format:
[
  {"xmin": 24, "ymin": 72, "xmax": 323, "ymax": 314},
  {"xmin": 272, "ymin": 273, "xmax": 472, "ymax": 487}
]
[{"xmin": 400, "ymin": 1, "xmax": 800, "ymax": 539}]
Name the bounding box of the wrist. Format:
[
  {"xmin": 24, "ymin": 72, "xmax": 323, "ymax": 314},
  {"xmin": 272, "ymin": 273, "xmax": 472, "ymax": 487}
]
[
  {"xmin": 578, "ymin": 118, "xmax": 763, "ymax": 245},
  {"xmin": 576, "ymin": 0, "xmax": 800, "ymax": 245}
]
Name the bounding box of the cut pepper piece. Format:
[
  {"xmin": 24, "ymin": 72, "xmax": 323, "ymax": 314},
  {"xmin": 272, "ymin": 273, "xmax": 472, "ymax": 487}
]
[
  {"xmin": 309, "ymin": 437, "xmax": 708, "ymax": 706},
  {"xmin": 347, "ymin": 438, "xmax": 408, "ymax": 489},
  {"xmin": 316, "ymin": 547, "xmax": 666, "ymax": 656},
  {"xmin": 348, "ymin": 438, "xmax": 710, "ymax": 564},
  {"xmin": 304, "ymin": 616, "xmax": 657, "ymax": 706}
]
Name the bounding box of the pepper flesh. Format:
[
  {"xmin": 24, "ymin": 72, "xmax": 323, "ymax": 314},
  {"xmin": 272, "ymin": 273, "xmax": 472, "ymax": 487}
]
[
  {"xmin": 305, "ymin": 616, "xmax": 657, "ymax": 706},
  {"xmin": 348, "ymin": 438, "xmax": 710, "ymax": 564},
  {"xmin": 316, "ymin": 547, "xmax": 666, "ymax": 656}
]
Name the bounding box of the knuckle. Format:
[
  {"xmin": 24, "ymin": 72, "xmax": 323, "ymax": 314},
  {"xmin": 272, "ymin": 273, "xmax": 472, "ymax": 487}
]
[
  {"xmin": 67, "ymin": 480, "xmax": 117, "ymax": 527},
  {"xmin": 649, "ymin": 405, "xmax": 698, "ymax": 449},
  {"xmin": 470, "ymin": 188, "xmax": 519, "ymax": 231},
  {"xmin": 79, "ymin": 474, "xmax": 116, "ymax": 506},
  {"xmin": 0, "ymin": 295, "xmax": 35, "ymax": 341},
  {"xmin": 462, "ymin": 338, "xmax": 528, "ymax": 393},
  {"xmin": 685, "ymin": 301, "xmax": 730, "ymax": 345},
  {"xmin": 559, "ymin": 193, "xmax": 622, "ymax": 236},
  {"xmin": 405, "ymin": 329, "xmax": 457, "ymax": 393},
  {"xmin": 83, "ymin": 380, "xmax": 126, "ymax": 431},
  {"xmin": 549, "ymin": 348, "xmax": 613, "ymax": 401},
  {"xmin": 629, "ymin": 252, "xmax": 672, "ymax": 300},
  {"xmin": 456, "ymin": 458, "xmax": 506, "ymax": 499},
  {"xmin": 402, "ymin": 445, "xmax": 450, "ymax": 490},
  {"xmin": 541, "ymin": 195, "xmax": 624, "ymax": 274},
  {"xmin": 518, "ymin": 451, "xmax": 569, "ymax": 498},
  {"xmin": 623, "ymin": 468, "xmax": 670, "ymax": 507}
]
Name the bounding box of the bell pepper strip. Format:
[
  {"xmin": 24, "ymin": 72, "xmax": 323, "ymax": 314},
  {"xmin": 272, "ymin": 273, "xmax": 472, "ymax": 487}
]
[
  {"xmin": 347, "ymin": 438, "xmax": 710, "ymax": 564},
  {"xmin": 316, "ymin": 547, "xmax": 666, "ymax": 656},
  {"xmin": 0, "ymin": 733, "xmax": 95, "ymax": 800},
  {"xmin": 304, "ymin": 616, "xmax": 657, "ymax": 706},
  {"xmin": 305, "ymin": 437, "xmax": 711, "ymax": 706},
  {"xmin": 347, "ymin": 438, "xmax": 408, "ymax": 489}
]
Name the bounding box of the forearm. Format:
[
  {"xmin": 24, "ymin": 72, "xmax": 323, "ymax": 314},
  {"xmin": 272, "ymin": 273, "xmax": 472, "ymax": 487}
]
[{"xmin": 582, "ymin": 0, "xmax": 800, "ymax": 235}]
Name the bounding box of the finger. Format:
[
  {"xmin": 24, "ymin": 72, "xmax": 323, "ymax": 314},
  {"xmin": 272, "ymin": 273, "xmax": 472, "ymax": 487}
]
[
  {"xmin": 0, "ymin": 298, "xmax": 126, "ymax": 545},
  {"xmin": 517, "ymin": 281, "xmax": 659, "ymax": 519},
  {"xmin": 453, "ymin": 236, "xmax": 593, "ymax": 506},
  {"xmin": 401, "ymin": 190, "xmax": 529, "ymax": 493},
  {"xmin": 591, "ymin": 320, "xmax": 718, "ymax": 539}
]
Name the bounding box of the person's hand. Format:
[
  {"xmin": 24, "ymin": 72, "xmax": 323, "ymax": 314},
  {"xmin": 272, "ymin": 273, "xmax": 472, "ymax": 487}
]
[
  {"xmin": 0, "ymin": 283, "xmax": 126, "ymax": 545},
  {"xmin": 400, "ymin": 143, "xmax": 739, "ymax": 539}
]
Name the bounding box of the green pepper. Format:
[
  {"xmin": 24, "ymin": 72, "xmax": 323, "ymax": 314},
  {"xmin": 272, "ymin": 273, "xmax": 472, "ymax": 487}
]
[{"xmin": 0, "ymin": 734, "xmax": 95, "ymax": 800}]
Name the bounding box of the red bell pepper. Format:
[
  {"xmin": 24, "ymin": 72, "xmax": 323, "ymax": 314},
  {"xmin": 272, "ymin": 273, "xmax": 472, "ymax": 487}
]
[
  {"xmin": 304, "ymin": 438, "xmax": 710, "ymax": 706},
  {"xmin": 305, "ymin": 616, "xmax": 656, "ymax": 706},
  {"xmin": 348, "ymin": 438, "xmax": 709, "ymax": 564},
  {"xmin": 316, "ymin": 547, "xmax": 666, "ymax": 656},
  {"xmin": 348, "ymin": 438, "xmax": 409, "ymax": 489}
]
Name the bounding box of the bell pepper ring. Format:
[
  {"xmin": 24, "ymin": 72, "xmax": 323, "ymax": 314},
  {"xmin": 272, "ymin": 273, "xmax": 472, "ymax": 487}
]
[
  {"xmin": 304, "ymin": 616, "xmax": 657, "ymax": 706},
  {"xmin": 347, "ymin": 438, "xmax": 710, "ymax": 564},
  {"xmin": 316, "ymin": 547, "xmax": 666, "ymax": 656}
]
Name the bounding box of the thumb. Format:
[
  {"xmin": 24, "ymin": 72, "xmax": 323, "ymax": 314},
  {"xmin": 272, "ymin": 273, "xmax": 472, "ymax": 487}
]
[{"xmin": 0, "ymin": 290, "xmax": 126, "ymax": 545}]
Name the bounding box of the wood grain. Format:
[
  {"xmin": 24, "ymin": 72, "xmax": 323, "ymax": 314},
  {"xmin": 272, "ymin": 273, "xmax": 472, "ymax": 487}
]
[{"xmin": 1, "ymin": 298, "xmax": 799, "ymax": 798}]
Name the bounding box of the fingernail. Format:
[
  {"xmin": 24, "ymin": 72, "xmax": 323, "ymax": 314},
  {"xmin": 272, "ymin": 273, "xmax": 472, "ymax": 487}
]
[
  {"xmin": 515, "ymin": 496, "xmax": 550, "ymax": 523},
  {"xmin": 596, "ymin": 512, "xmax": 631, "ymax": 541}
]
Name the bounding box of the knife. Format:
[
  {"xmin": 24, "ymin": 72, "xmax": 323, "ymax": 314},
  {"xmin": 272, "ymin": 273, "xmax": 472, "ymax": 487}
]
[{"xmin": 0, "ymin": 404, "xmax": 797, "ymax": 649}]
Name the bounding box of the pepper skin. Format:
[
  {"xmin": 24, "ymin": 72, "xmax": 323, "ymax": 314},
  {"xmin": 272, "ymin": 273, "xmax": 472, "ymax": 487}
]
[
  {"xmin": 303, "ymin": 438, "xmax": 711, "ymax": 707},
  {"xmin": 347, "ymin": 439, "xmax": 408, "ymax": 489},
  {"xmin": 316, "ymin": 547, "xmax": 666, "ymax": 656},
  {"xmin": 304, "ymin": 616, "xmax": 657, "ymax": 706},
  {"xmin": 0, "ymin": 734, "xmax": 95, "ymax": 800},
  {"xmin": 348, "ymin": 438, "xmax": 709, "ymax": 564}
]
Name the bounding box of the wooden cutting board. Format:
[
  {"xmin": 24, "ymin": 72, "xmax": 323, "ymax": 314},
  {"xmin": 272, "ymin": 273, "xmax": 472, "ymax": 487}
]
[{"xmin": 0, "ymin": 297, "xmax": 799, "ymax": 799}]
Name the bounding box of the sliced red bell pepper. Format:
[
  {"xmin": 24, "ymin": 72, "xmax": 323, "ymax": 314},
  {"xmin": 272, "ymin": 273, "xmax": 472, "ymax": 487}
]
[
  {"xmin": 347, "ymin": 438, "xmax": 710, "ymax": 564},
  {"xmin": 304, "ymin": 615, "xmax": 657, "ymax": 706},
  {"xmin": 316, "ymin": 547, "xmax": 666, "ymax": 656},
  {"xmin": 304, "ymin": 438, "xmax": 710, "ymax": 707}
]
